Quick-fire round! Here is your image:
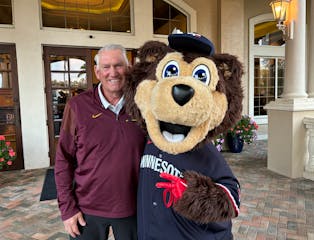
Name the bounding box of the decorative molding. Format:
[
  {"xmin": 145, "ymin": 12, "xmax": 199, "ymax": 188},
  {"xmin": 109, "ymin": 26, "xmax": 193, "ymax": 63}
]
[
  {"xmin": 264, "ymin": 98, "xmax": 314, "ymax": 111},
  {"xmin": 303, "ymin": 117, "xmax": 314, "ymax": 179},
  {"xmin": 304, "ymin": 117, "xmax": 314, "ymax": 127}
]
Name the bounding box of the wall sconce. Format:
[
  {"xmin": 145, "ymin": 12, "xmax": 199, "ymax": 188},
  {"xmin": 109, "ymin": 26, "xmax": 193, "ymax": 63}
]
[{"xmin": 269, "ymin": 0, "xmax": 293, "ymax": 40}]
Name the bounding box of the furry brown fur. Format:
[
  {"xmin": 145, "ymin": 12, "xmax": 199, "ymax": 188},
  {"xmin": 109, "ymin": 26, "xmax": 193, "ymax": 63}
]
[{"xmin": 173, "ymin": 171, "xmax": 237, "ymax": 224}]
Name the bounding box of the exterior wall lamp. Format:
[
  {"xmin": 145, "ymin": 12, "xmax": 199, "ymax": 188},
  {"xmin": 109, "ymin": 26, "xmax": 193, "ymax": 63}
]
[{"xmin": 269, "ymin": 0, "xmax": 294, "ymax": 40}]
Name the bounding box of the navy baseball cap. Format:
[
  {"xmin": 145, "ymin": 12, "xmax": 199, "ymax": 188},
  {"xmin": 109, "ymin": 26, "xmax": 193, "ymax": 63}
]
[{"xmin": 168, "ymin": 32, "xmax": 215, "ymax": 56}]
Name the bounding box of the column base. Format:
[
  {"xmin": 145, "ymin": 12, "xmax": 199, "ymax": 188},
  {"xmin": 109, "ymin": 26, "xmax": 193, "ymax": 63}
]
[{"xmin": 265, "ymin": 98, "xmax": 314, "ymax": 178}]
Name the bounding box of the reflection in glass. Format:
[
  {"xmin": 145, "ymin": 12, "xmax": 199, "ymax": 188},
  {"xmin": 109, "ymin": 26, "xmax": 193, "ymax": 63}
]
[
  {"xmin": 48, "ymin": 51, "xmax": 89, "ymax": 146},
  {"xmin": 41, "ymin": 0, "xmax": 131, "ymax": 32},
  {"xmin": 0, "ymin": 54, "xmax": 11, "ymax": 70},
  {"xmin": 52, "ymin": 89, "xmax": 69, "ymax": 120},
  {"xmin": 153, "ymin": 0, "xmax": 187, "ymax": 35},
  {"xmin": 277, "ymin": 59, "xmax": 285, "ymax": 96},
  {"xmin": 70, "ymin": 73, "xmax": 87, "ymax": 89},
  {"xmin": 0, "ymin": 124, "xmax": 16, "ymax": 137},
  {"xmin": 50, "ymin": 56, "xmax": 68, "ymax": 71},
  {"xmin": 0, "ymin": 109, "xmax": 15, "ymax": 124},
  {"xmin": 51, "ymin": 72, "xmax": 69, "ymax": 88},
  {"xmin": 0, "ymin": 94, "xmax": 13, "ymax": 107},
  {"xmin": 254, "ymin": 21, "xmax": 285, "ymax": 46},
  {"xmin": 69, "ymin": 58, "xmax": 86, "ymax": 71},
  {"xmin": 52, "ymin": 89, "xmax": 69, "ymax": 136},
  {"xmin": 0, "ymin": 72, "xmax": 12, "ymax": 88},
  {"xmin": 254, "ymin": 57, "xmax": 285, "ymax": 116}
]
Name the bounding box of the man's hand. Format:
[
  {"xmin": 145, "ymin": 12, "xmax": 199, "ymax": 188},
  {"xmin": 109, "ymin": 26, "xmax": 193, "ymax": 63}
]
[{"xmin": 63, "ymin": 211, "xmax": 86, "ymax": 238}]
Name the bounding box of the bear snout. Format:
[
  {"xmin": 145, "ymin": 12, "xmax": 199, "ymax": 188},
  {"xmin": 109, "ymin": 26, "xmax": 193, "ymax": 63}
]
[{"xmin": 172, "ymin": 84, "xmax": 194, "ymax": 106}]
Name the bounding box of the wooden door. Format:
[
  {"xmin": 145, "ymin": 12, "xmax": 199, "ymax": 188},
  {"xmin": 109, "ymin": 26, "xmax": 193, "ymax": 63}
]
[
  {"xmin": 0, "ymin": 44, "xmax": 24, "ymax": 171},
  {"xmin": 43, "ymin": 47, "xmax": 93, "ymax": 165}
]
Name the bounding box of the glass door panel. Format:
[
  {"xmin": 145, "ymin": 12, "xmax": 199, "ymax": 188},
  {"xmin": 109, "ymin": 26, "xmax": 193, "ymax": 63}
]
[
  {"xmin": 44, "ymin": 47, "xmax": 93, "ymax": 165},
  {"xmin": 254, "ymin": 57, "xmax": 285, "ymax": 116},
  {"xmin": 0, "ymin": 45, "xmax": 23, "ymax": 171}
]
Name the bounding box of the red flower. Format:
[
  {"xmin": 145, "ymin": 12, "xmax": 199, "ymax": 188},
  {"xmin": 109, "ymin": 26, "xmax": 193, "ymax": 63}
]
[
  {"xmin": 9, "ymin": 150, "xmax": 16, "ymax": 157},
  {"xmin": 0, "ymin": 135, "xmax": 16, "ymax": 169}
]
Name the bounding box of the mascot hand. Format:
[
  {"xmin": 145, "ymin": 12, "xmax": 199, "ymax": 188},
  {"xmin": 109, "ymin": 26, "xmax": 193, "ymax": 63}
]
[{"xmin": 156, "ymin": 173, "xmax": 187, "ymax": 208}]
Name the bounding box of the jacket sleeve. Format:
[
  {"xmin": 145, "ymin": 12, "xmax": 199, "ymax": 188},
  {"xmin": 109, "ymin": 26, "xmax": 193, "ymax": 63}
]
[
  {"xmin": 54, "ymin": 102, "xmax": 80, "ymax": 221},
  {"xmin": 173, "ymin": 166, "xmax": 240, "ymax": 224}
]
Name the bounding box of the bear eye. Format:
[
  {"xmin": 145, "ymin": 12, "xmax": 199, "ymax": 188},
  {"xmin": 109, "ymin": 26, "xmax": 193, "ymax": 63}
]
[
  {"xmin": 162, "ymin": 60, "xmax": 179, "ymax": 78},
  {"xmin": 192, "ymin": 65, "xmax": 210, "ymax": 85}
]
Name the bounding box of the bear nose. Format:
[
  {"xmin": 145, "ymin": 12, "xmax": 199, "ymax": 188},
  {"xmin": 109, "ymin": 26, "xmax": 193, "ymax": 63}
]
[{"xmin": 172, "ymin": 84, "xmax": 195, "ymax": 106}]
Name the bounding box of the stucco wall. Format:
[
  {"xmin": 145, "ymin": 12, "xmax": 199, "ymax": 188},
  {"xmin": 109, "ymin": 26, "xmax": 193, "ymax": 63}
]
[
  {"xmin": 0, "ymin": 0, "xmax": 253, "ymax": 169},
  {"xmin": 183, "ymin": 0, "xmax": 218, "ymax": 46}
]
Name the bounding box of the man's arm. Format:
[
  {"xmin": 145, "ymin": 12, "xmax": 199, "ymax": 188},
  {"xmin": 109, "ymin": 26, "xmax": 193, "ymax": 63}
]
[{"xmin": 54, "ymin": 102, "xmax": 85, "ymax": 236}]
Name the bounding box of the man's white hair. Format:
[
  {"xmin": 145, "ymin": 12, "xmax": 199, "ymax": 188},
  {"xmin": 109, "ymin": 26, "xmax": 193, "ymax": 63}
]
[{"xmin": 94, "ymin": 44, "xmax": 129, "ymax": 69}]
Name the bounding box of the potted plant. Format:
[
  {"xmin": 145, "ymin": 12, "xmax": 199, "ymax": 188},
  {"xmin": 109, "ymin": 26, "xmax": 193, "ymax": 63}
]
[
  {"xmin": 0, "ymin": 135, "xmax": 16, "ymax": 170},
  {"xmin": 226, "ymin": 115, "xmax": 258, "ymax": 153}
]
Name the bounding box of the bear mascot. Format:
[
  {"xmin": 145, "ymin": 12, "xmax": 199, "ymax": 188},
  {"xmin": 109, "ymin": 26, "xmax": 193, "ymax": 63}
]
[{"xmin": 125, "ymin": 32, "xmax": 243, "ymax": 240}]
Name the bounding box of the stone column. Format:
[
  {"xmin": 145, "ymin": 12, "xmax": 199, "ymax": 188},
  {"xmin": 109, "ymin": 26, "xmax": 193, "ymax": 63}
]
[
  {"xmin": 265, "ymin": 0, "xmax": 314, "ymax": 179},
  {"xmin": 308, "ymin": 0, "xmax": 314, "ymax": 97},
  {"xmin": 281, "ymin": 0, "xmax": 307, "ymax": 98}
]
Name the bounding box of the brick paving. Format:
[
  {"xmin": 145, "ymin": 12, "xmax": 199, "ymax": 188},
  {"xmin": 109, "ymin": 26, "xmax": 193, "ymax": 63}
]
[{"xmin": 0, "ymin": 140, "xmax": 314, "ymax": 240}]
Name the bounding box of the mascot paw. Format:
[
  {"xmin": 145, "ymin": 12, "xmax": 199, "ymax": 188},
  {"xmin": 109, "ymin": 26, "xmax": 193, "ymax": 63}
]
[
  {"xmin": 173, "ymin": 171, "xmax": 237, "ymax": 224},
  {"xmin": 156, "ymin": 173, "xmax": 187, "ymax": 208}
]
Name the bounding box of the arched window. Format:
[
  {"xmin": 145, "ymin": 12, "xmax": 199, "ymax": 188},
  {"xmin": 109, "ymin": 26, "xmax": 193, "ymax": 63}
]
[
  {"xmin": 249, "ymin": 14, "xmax": 285, "ymax": 124},
  {"xmin": 153, "ymin": 0, "xmax": 187, "ymax": 35},
  {"xmin": 41, "ymin": 0, "xmax": 131, "ymax": 32}
]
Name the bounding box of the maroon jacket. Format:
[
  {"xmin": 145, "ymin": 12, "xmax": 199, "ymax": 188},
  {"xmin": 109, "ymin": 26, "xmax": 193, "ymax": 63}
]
[{"xmin": 55, "ymin": 86, "xmax": 146, "ymax": 221}]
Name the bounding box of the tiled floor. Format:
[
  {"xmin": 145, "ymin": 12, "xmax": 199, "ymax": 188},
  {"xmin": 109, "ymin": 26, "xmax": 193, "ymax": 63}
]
[{"xmin": 1, "ymin": 140, "xmax": 314, "ymax": 240}]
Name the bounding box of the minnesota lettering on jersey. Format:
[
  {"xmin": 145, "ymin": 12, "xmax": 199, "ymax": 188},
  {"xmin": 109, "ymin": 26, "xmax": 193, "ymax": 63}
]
[{"xmin": 140, "ymin": 154, "xmax": 183, "ymax": 177}]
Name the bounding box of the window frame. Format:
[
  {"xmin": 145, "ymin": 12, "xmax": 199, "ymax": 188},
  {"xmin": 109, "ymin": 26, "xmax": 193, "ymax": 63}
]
[
  {"xmin": 152, "ymin": 0, "xmax": 188, "ymax": 35},
  {"xmin": 39, "ymin": 0, "xmax": 134, "ymax": 34},
  {"xmin": 249, "ymin": 13, "xmax": 285, "ymax": 125},
  {"xmin": 153, "ymin": 0, "xmax": 196, "ymax": 37},
  {"xmin": 0, "ymin": 0, "xmax": 14, "ymax": 27}
]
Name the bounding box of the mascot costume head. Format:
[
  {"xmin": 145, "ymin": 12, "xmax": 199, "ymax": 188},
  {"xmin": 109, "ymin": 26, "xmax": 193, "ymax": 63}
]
[{"xmin": 125, "ymin": 32, "xmax": 243, "ymax": 240}]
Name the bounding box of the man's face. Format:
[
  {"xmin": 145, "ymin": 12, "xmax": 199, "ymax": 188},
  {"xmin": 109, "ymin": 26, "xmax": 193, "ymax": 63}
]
[{"xmin": 94, "ymin": 49, "xmax": 128, "ymax": 98}]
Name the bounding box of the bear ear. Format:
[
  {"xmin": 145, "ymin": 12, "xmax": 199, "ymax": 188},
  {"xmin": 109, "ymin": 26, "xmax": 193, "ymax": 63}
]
[
  {"xmin": 136, "ymin": 40, "xmax": 172, "ymax": 64},
  {"xmin": 206, "ymin": 53, "xmax": 244, "ymax": 139}
]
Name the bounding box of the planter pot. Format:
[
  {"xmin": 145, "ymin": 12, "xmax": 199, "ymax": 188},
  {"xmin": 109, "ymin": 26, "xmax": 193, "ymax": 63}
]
[{"xmin": 226, "ymin": 133, "xmax": 244, "ymax": 153}]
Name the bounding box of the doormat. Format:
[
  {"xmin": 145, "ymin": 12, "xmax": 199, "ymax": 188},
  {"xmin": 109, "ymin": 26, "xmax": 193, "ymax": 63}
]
[{"xmin": 40, "ymin": 168, "xmax": 57, "ymax": 201}]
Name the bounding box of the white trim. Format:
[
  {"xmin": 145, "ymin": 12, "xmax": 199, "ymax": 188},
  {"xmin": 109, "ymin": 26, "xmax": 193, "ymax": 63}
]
[
  {"xmin": 248, "ymin": 13, "xmax": 285, "ymax": 124},
  {"xmin": 215, "ymin": 183, "xmax": 240, "ymax": 216}
]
